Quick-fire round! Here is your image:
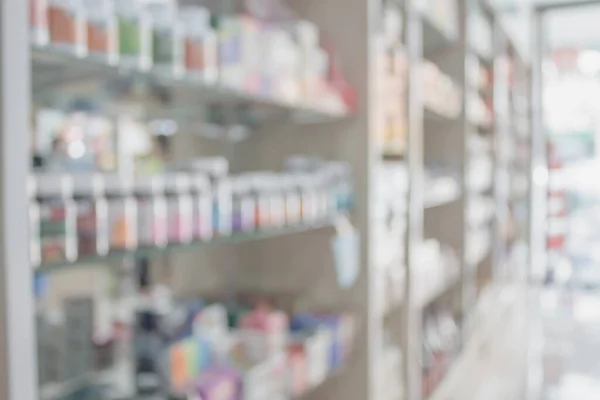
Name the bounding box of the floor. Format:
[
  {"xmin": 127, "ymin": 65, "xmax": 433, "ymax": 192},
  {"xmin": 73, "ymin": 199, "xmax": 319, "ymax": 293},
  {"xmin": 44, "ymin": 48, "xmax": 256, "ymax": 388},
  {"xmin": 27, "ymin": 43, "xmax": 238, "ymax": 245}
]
[{"xmin": 537, "ymin": 288, "xmax": 600, "ymax": 400}]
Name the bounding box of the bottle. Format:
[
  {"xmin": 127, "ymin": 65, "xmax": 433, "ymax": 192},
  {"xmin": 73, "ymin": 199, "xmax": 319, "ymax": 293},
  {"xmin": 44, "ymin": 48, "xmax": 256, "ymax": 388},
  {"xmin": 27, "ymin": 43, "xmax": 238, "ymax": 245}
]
[
  {"xmin": 105, "ymin": 174, "xmax": 138, "ymax": 251},
  {"xmin": 165, "ymin": 174, "xmax": 194, "ymax": 245},
  {"xmin": 115, "ymin": 0, "xmax": 152, "ymax": 70},
  {"xmin": 192, "ymin": 174, "xmax": 214, "ymax": 241},
  {"xmin": 179, "ymin": 5, "xmax": 217, "ymax": 83},
  {"xmin": 83, "ymin": 0, "xmax": 118, "ymax": 64},
  {"xmin": 146, "ymin": 1, "xmax": 184, "ymax": 78},
  {"xmin": 48, "ymin": 0, "xmax": 87, "ymax": 57},
  {"xmin": 134, "ymin": 175, "xmax": 168, "ymax": 249},
  {"xmin": 73, "ymin": 173, "xmax": 109, "ymax": 259},
  {"xmin": 36, "ymin": 173, "xmax": 78, "ymax": 264}
]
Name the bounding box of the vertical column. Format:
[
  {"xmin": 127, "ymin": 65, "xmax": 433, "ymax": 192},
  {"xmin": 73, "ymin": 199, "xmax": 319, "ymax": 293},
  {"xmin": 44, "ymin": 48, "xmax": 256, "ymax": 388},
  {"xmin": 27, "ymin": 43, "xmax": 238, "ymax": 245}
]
[
  {"xmin": 0, "ymin": 1, "xmax": 38, "ymax": 400},
  {"xmin": 529, "ymin": 9, "xmax": 547, "ymax": 284},
  {"xmin": 404, "ymin": 0, "xmax": 423, "ymax": 398}
]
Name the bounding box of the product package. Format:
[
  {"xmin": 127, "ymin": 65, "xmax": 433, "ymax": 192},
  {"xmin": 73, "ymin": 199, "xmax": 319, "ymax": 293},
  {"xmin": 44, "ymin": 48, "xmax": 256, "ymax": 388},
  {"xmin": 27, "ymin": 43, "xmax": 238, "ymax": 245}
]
[
  {"xmin": 74, "ymin": 174, "xmax": 110, "ymax": 259},
  {"xmin": 83, "ymin": 0, "xmax": 118, "ymax": 64},
  {"xmin": 135, "ymin": 175, "xmax": 168, "ymax": 248},
  {"xmin": 115, "ymin": 0, "xmax": 152, "ymax": 70},
  {"xmin": 192, "ymin": 174, "xmax": 214, "ymax": 241},
  {"xmin": 105, "ymin": 174, "xmax": 138, "ymax": 251},
  {"xmin": 48, "ymin": 0, "xmax": 87, "ymax": 56},
  {"xmin": 165, "ymin": 174, "xmax": 194, "ymax": 245},
  {"xmin": 147, "ymin": 2, "xmax": 185, "ymax": 77},
  {"xmin": 180, "ymin": 5, "xmax": 218, "ymax": 83},
  {"xmin": 30, "ymin": 0, "xmax": 50, "ymax": 46},
  {"xmin": 36, "ymin": 174, "xmax": 78, "ymax": 265}
]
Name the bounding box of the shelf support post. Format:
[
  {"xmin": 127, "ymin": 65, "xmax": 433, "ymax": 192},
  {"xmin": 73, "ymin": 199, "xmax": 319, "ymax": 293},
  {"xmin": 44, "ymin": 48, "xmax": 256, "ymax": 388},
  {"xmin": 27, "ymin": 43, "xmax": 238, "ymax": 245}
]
[{"xmin": 0, "ymin": 1, "xmax": 38, "ymax": 399}]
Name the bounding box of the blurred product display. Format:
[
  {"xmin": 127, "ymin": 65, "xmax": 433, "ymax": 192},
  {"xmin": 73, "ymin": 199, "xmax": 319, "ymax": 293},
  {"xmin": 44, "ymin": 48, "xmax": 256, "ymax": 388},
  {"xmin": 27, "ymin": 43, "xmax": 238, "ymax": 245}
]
[
  {"xmin": 35, "ymin": 275, "xmax": 356, "ymax": 400},
  {"xmin": 30, "ymin": 0, "xmax": 353, "ymax": 116},
  {"xmin": 0, "ymin": 0, "xmax": 535, "ymax": 399},
  {"xmin": 30, "ymin": 157, "xmax": 354, "ymax": 269}
]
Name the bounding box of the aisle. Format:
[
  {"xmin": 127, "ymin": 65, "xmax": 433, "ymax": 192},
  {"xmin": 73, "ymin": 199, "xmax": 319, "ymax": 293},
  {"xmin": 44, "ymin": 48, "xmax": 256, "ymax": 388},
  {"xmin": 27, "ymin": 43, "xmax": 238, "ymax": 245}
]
[{"xmin": 539, "ymin": 288, "xmax": 600, "ymax": 400}]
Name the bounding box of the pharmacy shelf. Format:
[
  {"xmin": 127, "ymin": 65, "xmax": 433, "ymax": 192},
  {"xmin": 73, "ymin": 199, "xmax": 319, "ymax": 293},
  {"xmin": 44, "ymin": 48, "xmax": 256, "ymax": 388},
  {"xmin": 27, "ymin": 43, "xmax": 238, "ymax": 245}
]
[
  {"xmin": 36, "ymin": 219, "xmax": 338, "ymax": 273},
  {"xmin": 32, "ymin": 45, "xmax": 348, "ymax": 124}
]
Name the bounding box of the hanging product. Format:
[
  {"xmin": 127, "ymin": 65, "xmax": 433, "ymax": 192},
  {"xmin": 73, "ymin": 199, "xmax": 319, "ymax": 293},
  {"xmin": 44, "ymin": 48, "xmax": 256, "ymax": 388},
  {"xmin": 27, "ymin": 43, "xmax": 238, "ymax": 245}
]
[
  {"xmin": 83, "ymin": 0, "xmax": 118, "ymax": 64},
  {"xmin": 147, "ymin": 1, "xmax": 184, "ymax": 77},
  {"xmin": 35, "ymin": 174, "xmax": 78, "ymax": 265},
  {"xmin": 134, "ymin": 175, "xmax": 168, "ymax": 248},
  {"xmin": 48, "ymin": 0, "xmax": 87, "ymax": 56},
  {"xmin": 179, "ymin": 5, "xmax": 217, "ymax": 82},
  {"xmin": 73, "ymin": 174, "xmax": 109, "ymax": 259},
  {"xmin": 105, "ymin": 174, "xmax": 138, "ymax": 251},
  {"xmin": 115, "ymin": 0, "xmax": 152, "ymax": 70}
]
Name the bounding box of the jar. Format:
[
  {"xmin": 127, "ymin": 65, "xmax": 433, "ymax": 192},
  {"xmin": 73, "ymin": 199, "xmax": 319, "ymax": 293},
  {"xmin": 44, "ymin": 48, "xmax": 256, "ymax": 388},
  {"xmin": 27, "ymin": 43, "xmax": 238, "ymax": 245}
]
[
  {"xmin": 191, "ymin": 174, "xmax": 213, "ymax": 241},
  {"xmin": 331, "ymin": 164, "xmax": 354, "ymax": 212},
  {"xmin": 83, "ymin": 0, "xmax": 118, "ymax": 64},
  {"xmin": 28, "ymin": 177, "xmax": 42, "ymax": 269},
  {"xmin": 105, "ymin": 174, "xmax": 137, "ymax": 251},
  {"xmin": 134, "ymin": 175, "xmax": 167, "ymax": 249},
  {"xmin": 48, "ymin": 0, "xmax": 87, "ymax": 56},
  {"xmin": 35, "ymin": 173, "xmax": 78, "ymax": 264},
  {"xmin": 30, "ymin": 0, "xmax": 50, "ymax": 46},
  {"xmin": 147, "ymin": 2, "xmax": 184, "ymax": 77},
  {"xmin": 115, "ymin": 0, "xmax": 152, "ymax": 70},
  {"xmin": 179, "ymin": 6, "xmax": 217, "ymax": 83},
  {"xmin": 281, "ymin": 175, "xmax": 301, "ymax": 226},
  {"xmin": 231, "ymin": 176, "xmax": 256, "ymax": 233},
  {"xmin": 73, "ymin": 174, "xmax": 109, "ymax": 259},
  {"xmin": 165, "ymin": 174, "xmax": 194, "ymax": 245}
]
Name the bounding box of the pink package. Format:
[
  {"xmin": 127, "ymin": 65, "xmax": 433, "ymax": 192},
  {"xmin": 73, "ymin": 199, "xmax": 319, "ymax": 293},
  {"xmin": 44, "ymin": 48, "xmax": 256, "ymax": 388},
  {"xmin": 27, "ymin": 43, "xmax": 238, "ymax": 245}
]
[{"xmin": 195, "ymin": 368, "xmax": 241, "ymax": 400}]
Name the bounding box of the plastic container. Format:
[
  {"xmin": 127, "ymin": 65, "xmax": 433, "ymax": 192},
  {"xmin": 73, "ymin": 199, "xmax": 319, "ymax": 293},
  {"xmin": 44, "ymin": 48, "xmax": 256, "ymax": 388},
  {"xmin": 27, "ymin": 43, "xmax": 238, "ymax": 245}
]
[
  {"xmin": 179, "ymin": 5, "xmax": 217, "ymax": 83},
  {"xmin": 192, "ymin": 174, "xmax": 214, "ymax": 241},
  {"xmin": 105, "ymin": 174, "xmax": 137, "ymax": 251},
  {"xmin": 48, "ymin": 0, "xmax": 87, "ymax": 56},
  {"xmin": 83, "ymin": 0, "xmax": 118, "ymax": 64},
  {"xmin": 165, "ymin": 174, "xmax": 194, "ymax": 244},
  {"xmin": 73, "ymin": 174, "xmax": 109, "ymax": 258},
  {"xmin": 35, "ymin": 173, "xmax": 78, "ymax": 264},
  {"xmin": 115, "ymin": 0, "xmax": 152, "ymax": 70},
  {"xmin": 297, "ymin": 174, "xmax": 319, "ymax": 223},
  {"xmin": 147, "ymin": 2, "xmax": 184, "ymax": 77},
  {"xmin": 134, "ymin": 175, "xmax": 168, "ymax": 248}
]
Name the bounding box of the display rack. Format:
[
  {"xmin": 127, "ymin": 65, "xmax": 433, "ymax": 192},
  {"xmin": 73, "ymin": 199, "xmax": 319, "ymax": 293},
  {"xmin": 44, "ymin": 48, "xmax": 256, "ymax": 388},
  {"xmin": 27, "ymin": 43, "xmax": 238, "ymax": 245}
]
[{"xmin": 0, "ymin": 1, "xmax": 535, "ymax": 400}]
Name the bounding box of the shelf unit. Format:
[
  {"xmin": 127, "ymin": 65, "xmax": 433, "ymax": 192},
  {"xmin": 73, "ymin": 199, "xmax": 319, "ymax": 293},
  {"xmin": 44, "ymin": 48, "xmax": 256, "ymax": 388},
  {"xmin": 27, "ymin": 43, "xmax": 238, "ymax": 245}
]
[{"xmin": 0, "ymin": 1, "xmax": 535, "ymax": 400}]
